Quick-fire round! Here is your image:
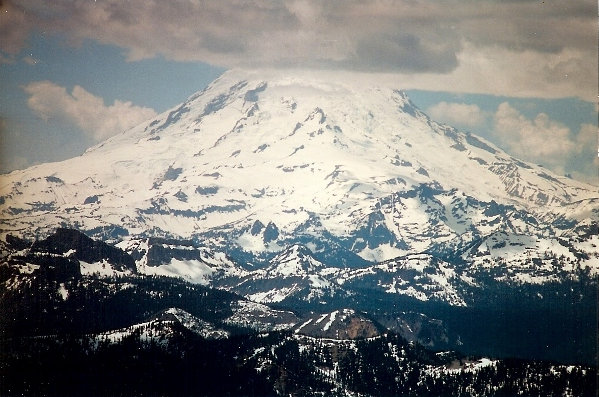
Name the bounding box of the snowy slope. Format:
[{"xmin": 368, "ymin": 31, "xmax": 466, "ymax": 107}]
[
  {"xmin": 233, "ymin": 244, "xmax": 345, "ymax": 304},
  {"xmin": 116, "ymin": 237, "xmax": 248, "ymax": 285},
  {"xmin": 91, "ymin": 308, "xmax": 230, "ymax": 346},
  {"xmin": 224, "ymin": 299, "xmax": 299, "ymax": 331},
  {"xmin": 0, "ymin": 69, "xmax": 597, "ymax": 267}
]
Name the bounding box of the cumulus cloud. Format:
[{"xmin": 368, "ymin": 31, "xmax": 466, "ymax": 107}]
[
  {"xmin": 493, "ymin": 102, "xmax": 573, "ymax": 162},
  {"xmin": 491, "ymin": 102, "xmax": 597, "ymax": 182},
  {"xmin": 427, "ymin": 102, "xmax": 486, "ymax": 128},
  {"xmin": 575, "ymin": 123, "xmax": 598, "ymax": 152},
  {"xmin": 23, "ymin": 81, "xmax": 157, "ymax": 141},
  {"xmin": 2, "ymin": 0, "xmax": 595, "ymax": 99},
  {"xmin": 492, "ymin": 103, "xmax": 571, "ymax": 172},
  {"xmin": 382, "ymin": 42, "xmax": 596, "ymax": 102},
  {"xmin": 568, "ymin": 123, "xmax": 599, "ymax": 185}
]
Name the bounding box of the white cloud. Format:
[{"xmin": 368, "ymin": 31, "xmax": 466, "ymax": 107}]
[
  {"xmin": 2, "ymin": 0, "xmax": 595, "ymax": 100},
  {"xmin": 491, "ymin": 102, "xmax": 598, "ymax": 183},
  {"xmin": 493, "ymin": 102, "xmax": 573, "ymax": 163},
  {"xmin": 385, "ymin": 43, "xmax": 595, "ymax": 102},
  {"xmin": 426, "ymin": 102, "xmax": 486, "ymax": 128},
  {"xmin": 23, "ymin": 81, "xmax": 157, "ymax": 141},
  {"xmin": 569, "ymin": 123, "xmax": 599, "ymax": 185},
  {"xmin": 575, "ymin": 123, "xmax": 598, "ymax": 152}
]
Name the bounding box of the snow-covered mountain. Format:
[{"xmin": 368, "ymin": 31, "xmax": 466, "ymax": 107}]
[
  {"xmin": 1, "ymin": 66, "xmax": 597, "ymax": 396},
  {"xmin": 0, "ymin": 68, "xmax": 597, "ymax": 356},
  {"xmin": 232, "ymin": 244, "xmax": 344, "ymax": 304},
  {"xmin": 2, "ymin": 227, "xmax": 596, "ymax": 367},
  {"xmin": 1, "ymin": 69, "xmax": 596, "ymax": 267},
  {"xmin": 116, "ymin": 236, "xmax": 248, "ymax": 284}
]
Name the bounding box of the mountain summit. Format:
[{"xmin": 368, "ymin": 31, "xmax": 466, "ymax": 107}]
[{"xmin": 1, "ymin": 69, "xmax": 597, "ymax": 264}]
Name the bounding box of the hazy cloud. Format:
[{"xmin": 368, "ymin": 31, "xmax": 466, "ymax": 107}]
[
  {"xmin": 24, "ymin": 81, "xmax": 157, "ymax": 141},
  {"xmin": 0, "ymin": 117, "xmax": 8, "ymax": 155},
  {"xmin": 493, "ymin": 102, "xmax": 573, "ymax": 161},
  {"xmin": 427, "ymin": 102, "xmax": 486, "ymax": 128},
  {"xmin": 385, "ymin": 42, "xmax": 596, "ymax": 102},
  {"xmin": 0, "ymin": 154, "xmax": 30, "ymax": 173},
  {"xmin": 576, "ymin": 123, "xmax": 597, "ymax": 151},
  {"xmin": 0, "ymin": 117, "xmax": 31, "ymax": 173},
  {"xmin": 491, "ymin": 102, "xmax": 597, "ymax": 179},
  {"xmin": 22, "ymin": 55, "xmax": 38, "ymax": 65},
  {"xmin": 0, "ymin": 0, "xmax": 32, "ymax": 57},
  {"xmin": 568, "ymin": 123, "xmax": 599, "ymax": 185},
  {"xmin": 2, "ymin": 0, "xmax": 595, "ymax": 99}
]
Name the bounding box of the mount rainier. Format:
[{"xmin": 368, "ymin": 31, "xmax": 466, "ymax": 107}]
[
  {"xmin": 1, "ymin": 69, "xmax": 597, "ymax": 368},
  {"xmin": 1, "ymin": 69, "xmax": 596, "ymax": 266},
  {"xmin": 0, "ymin": 71, "xmax": 599, "ymax": 312}
]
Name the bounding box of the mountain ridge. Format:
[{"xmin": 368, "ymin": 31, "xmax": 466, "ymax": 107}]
[
  {"xmin": 0, "ymin": 69, "xmax": 597, "ymax": 298},
  {"xmin": 2, "ymin": 227, "xmax": 596, "ymax": 366},
  {"xmin": 1, "ymin": 70, "xmax": 596, "ymax": 264},
  {"xmin": 1, "ymin": 69, "xmax": 597, "ymax": 396}
]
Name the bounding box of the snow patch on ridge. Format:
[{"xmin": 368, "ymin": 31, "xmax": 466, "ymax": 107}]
[{"xmin": 138, "ymin": 258, "xmax": 215, "ymax": 285}]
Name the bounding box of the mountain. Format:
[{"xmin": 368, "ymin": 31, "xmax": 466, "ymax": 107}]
[
  {"xmin": 1, "ymin": 70, "xmax": 597, "ymax": 394},
  {"xmin": 233, "ymin": 243, "xmax": 346, "ymax": 304},
  {"xmin": 1, "ymin": 228, "xmax": 596, "ymax": 396},
  {"xmin": 0, "ymin": 229, "xmax": 299, "ymax": 337},
  {"xmin": 293, "ymin": 308, "xmax": 382, "ymax": 339},
  {"xmin": 1, "ymin": 69, "xmax": 596, "ymax": 267},
  {"xmin": 0, "ymin": 227, "xmax": 137, "ymax": 282},
  {"xmin": 3, "ymin": 227, "xmax": 595, "ymax": 365},
  {"xmin": 91, "ymin": 307, "xmax": 230, "ymax": 345},
  {"xmin": 376, "ymin": 311, "xmax": 460, "ymax": 349},
  {"xmin": 116, "ymin": 236, "xmax": 248, "ymax": 284}
]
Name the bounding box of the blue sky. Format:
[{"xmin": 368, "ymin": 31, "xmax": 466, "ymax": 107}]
[{"xmin": 1, "ymin": 1, "xmax": 597, "ymax": 185}]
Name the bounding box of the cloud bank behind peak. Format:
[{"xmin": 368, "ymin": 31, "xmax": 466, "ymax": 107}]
[{"xmin": 2, "ymin": 0, "xmax": 596, "ymax": 101}]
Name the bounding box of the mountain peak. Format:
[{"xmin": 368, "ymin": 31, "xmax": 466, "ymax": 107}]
[
  {"xmin": 1, "ymin": 70, "xmax": 596, "ymax": 264},
  {"xmin": 151, "ymin": 307, "xmax": 229, "ymax": 339},
  {"xmin": 265, "ymin": 244, "xmax": 325, "ymax": 277}
]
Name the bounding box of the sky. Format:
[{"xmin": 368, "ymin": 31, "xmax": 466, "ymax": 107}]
[{"xmin": 1, "ymin": 0, "xmax": 597, "ymax": 185}]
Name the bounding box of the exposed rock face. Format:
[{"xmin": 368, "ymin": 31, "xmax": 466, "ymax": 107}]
[
  {"xmin": 31, "ymin": 228, "xmax": 136, "ymax": 273},
  {"xmin": 294, "ymin": 309, "xmax": 381, "ymax": 340}
]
